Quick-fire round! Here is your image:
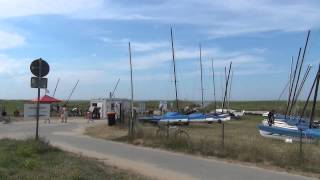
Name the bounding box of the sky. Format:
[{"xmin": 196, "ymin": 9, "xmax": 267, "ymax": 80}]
[{"xmin": 0, "ymin": 0, "xmax": 320, "ymax": 101}]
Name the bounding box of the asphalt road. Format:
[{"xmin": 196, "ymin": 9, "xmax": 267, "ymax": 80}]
[{"xmin": 0, "ymin": 120, "xmax": 314, "ymax": 180}]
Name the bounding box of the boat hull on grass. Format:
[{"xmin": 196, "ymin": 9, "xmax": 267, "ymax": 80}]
[
  {"xmin": 258, "ymin": 119, "xmax": 320, "ymax": 142},
  {"xmin": 206, "ymin": 113, "xmax": 231, "ymax": 122},
  {"xmin": 158, "ymin": 112, "xmax": 189, "ymax": 125},
  {"xmin": 138, "ymin": 116, "xmax": 162, "ymax": 124}
]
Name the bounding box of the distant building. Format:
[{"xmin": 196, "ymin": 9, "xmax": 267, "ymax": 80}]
[{"xmin": 89, "ymin": 98, "xmax": 131, "ymax": 119}]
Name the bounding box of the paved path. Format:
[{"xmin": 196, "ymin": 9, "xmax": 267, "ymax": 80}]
[{"xmin": 0, "ymin": 120, "xmax": 314, "ymax": 180}]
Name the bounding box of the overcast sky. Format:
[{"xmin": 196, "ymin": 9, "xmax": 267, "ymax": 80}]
[{"xmin": 0, "ymin": 0, "xmax": 320, "ymax": 101}]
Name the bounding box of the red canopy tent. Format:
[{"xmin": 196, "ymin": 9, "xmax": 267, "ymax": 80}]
[{"xmin": 31, "ymin": 95, "xmax": 62, "ymax": 103}]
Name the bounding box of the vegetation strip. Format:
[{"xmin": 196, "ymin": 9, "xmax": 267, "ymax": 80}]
[{"xmin": 0, "ymin": 138, "xmax": 150, "ymax": 180}]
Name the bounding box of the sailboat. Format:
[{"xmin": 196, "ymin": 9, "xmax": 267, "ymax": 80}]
[
  {"xmin": 205, "ymin": 62, "xmax": 233, "ymax": 122},
  {"xmin": 258, "ymin": 62, "xmax": 320, "ymax": 141},
  {"xmin": 157, "ymin": 28, "xmax": 190, "ymax": 125}
]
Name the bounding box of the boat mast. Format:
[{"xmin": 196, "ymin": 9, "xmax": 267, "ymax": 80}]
[
  {"xmin": 309, "ymin": 64, "xmax": 320, "ymax": 128},
  {"xmin": 288, "ymin": 31, "xmax": 311, "ymax": 115},
  {"xmin": 222, "ymin": 62, "xmax": 232, "ymax": 112},
  {"xmin": 171, "ymin": 28, "xmax": 179, "ymax": 112},
  {"xmin": 290, "ymin": 65, "xmax": 312, "ymax": 114},
  {"xmin": 199, "ymin": 44, "xmax": 204, "ymax": 108},
  {"xmin": 211, "ymin": 59, "xmax": 217, "ymax": 112},
  {"xmin": 278, "ymin": 57, "xmax": 294, "ymax": 101},
  {"xmin": 52, "ymin": 78, "xmax": 60, "ymax": 97},
  {"xmin": 129, "ymin": 42, "xmax": 134, "ymax": 136},
  {"xmin": 285, "ymin": 48, "xmax": 301, "ymax": 118},
  {"xmin": 65, "ymin": 80, "xmax": 79, "ymax": 105},
  {"xmin": 227, "ymin": 70, "xmax": 234, "ymax": 111},
  {"xmin": 110, "ymin": 78, "xmax": 120, "ymax": 99},
  {"xmin": 300, "ymin": 64, "xmax": 320, "ymax": 120}
]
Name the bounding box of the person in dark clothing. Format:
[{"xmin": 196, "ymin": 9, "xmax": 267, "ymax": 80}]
[{"xmin": 268, "ymin": 110, "xmax": 275, "ymax": 126}]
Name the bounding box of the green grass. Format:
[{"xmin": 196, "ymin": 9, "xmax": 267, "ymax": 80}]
[
  {"xmin": 87, "ymin": 115, "xmax": 320, "ymax": 177},
  {"xmin": 0, "ymin": 138, "xmax": 149, "ymax": 180},
  {"xmin": 2, "ymin": 99, "xmax": 320, "ymax": 117}
]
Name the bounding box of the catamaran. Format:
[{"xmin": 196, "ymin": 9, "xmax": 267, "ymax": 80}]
[{"xmin": 258, "ymin": 31, "xmax": 320, "ymax": 141}]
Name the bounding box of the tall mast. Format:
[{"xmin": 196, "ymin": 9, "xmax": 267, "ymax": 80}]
[
  {"xmin": 300, "ymin": 64, "xmax": 319, "ymax": 120},
  {"xmin": 53, "ymin": 78, "xmax": 60, "ymax": 97},
  {"xmin": 211, "ymin": 59, "xmax": 217, "ymax": 112},
  {"xmin": 288, "ymin": 31, "xmax": 311, "ymax": 115},
  {"xmin": 199, "ymin": 44, "xmax": 204, "ymax": 108},
  {"xmin": 285, "ymin": 48, "xmax": 301, "ymax": 117},
  {"xmin": 290, "ymin": 65, "xmax": 312, "ymax": 113},
  {"xmin": 171, "ymin": 28, "xmax": 179, "ymax": 111},
  {"xmin": 309, "ymin": 64, "xmax": 320, "ymax": 128},
  {"xmin": 65, "ymin": 80, "xmax": 79, "ymax": 105},
  {"xmin": 222, "ymin": 62, "xmax": 232, "ymax": 112},
  {"xmin": 129, "ymin": 42, "xmax": 134, "ymax": 136},
  {"xmin": 288, "ymin": 57, "xmax": 294, "ymax": 99},
  {"xmin": 110, "ymin": 78, "xmax": 120, "ymax": 99},
  {"xmin": 278, "ymin": 59, "xmax": 292, "ymax": 101},
  {"xmin": 228, "ymin": 70, "xmax": 234, "ymax": 111}
]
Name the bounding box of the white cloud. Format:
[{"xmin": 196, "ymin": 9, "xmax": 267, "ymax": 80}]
[
  {"xmin": 0, "ymin": 54, "xmax": 29, "ymax": 76},
  {"xmin": 0, "ymin": 1, "xmax": 318, "ymax": 38},
  {"xmin": 94, "ymin": 0, "xmax": 320, "ymax": 37},
  {"xmin": 101, "ymin": 37, "xmax": 169, "ymax": 52},
  {"xmin": 0, "ymin": 31, "xmax": 25, "ymax": 49},
  {"xmin": 0, "ymin": 0, "xmax": 103, "ymax": 19}
]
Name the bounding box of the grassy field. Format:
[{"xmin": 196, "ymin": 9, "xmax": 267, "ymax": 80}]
[
  {"xmin": 86, "ymin": 115, "xmax": 320, "ymax": 178},
  {"xmin": 3, "ymin": 99, "xmax": 320, "ymax": 116},
  {"xmin": 0, "ymin": 138, "xmax": 149, "ymax": 180},
  {"xmin": 0, "ymin": 100, "xmax": 90, "ymax": 116}
]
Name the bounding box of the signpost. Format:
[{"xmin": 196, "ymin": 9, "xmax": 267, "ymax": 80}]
[{"xmin": 30, "ymin": 58, "xmax": 50, "ymax": 140}]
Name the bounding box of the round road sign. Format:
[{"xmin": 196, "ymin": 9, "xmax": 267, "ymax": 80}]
[{"xmin": 30, "ymin": 58, "xmax": 50, "ymax": 77}]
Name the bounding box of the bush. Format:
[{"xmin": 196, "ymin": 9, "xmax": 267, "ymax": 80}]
[{"xmin": 23, "ymin": 159, "xmax": 37, "ymax": 170}]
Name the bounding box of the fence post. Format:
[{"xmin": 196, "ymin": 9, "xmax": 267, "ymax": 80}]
[
  {"xmin": 299, "ymin": 129, "xmax": 303, "ymax": 161},
  {"xmin": 167, "ymin": 121, "xmax": 169, "ymax": 139},
  {"xmin": 222, "ymin": 122, "xmax": 225, "ymax": 148}
]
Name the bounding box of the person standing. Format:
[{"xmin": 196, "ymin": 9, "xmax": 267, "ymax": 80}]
[
  {"xmin": 61, "ymin": 105, "xmax": 68, "ymax": 123},
  {"xmin": 268, "ymin": 109, "xmax": 275, "ymax": 126}
]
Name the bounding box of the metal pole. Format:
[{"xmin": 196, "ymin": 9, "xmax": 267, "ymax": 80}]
[
  {"xmin": 222, "ymin": 123, "xmax": 225, "ymax": 148},
  {"xmin": 309, "ymin": 65, "xmax": 320, "ymax": 128},
  {"xmin": 222, "ymin": 62, "xmax": 232, "ymax": 112},
  {"xmin": 199, "ymin": 44, "xmax": 204, "ymax": 108},
  {"xmin": 288, "ymin": 31, "xmax": 310, "ymax": 115},
  {"xmin": 129, "ymin": 42, "xmax": 134, "ymax": 137},
  {"xmin": 52, "ymin": 78, "xmax": 60, "ymax": 97},
  {"xmin": 290, "ymin": 65, "xmax": 312, "ymax": 113},
  {"xmin": 228, "ymin": 71, "xmax": 233, "ymax": 111},
  {"xmin": 110, "ymin": 78, "xmax": 120, "ymax": 98},
  {"xmin": 35, "ymin": 59, "xmax": 42, "ymax": 140},
  {"xmin": 278, "ymin": 58, "xmax": 294, "ymax": 101},
  {"xmin": 300, "ymin": 64, "xmax": 319, "ymax": 119},
  {"xmin": 285, "ymin": 49, "xmax": 302, "ymax": 117},
  {"xmin": 171, "ymin": 28, "xmax": 179, "ymax": 112},
  {"xmin": 299, "ymin": 129, "xmax": 303, "ymax": 160},
  {"xmin": 65, "ymin": 80, "xmax": 79, "ymax": 105},
  {"xmin": 211, "ymin": 59, "xmax": 217, "ymax": 112}
]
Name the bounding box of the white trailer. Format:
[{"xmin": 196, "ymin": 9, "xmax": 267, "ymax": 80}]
[{"xmin": 90, "ymin": 98, "xmax": 131, "ymax": 119}]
